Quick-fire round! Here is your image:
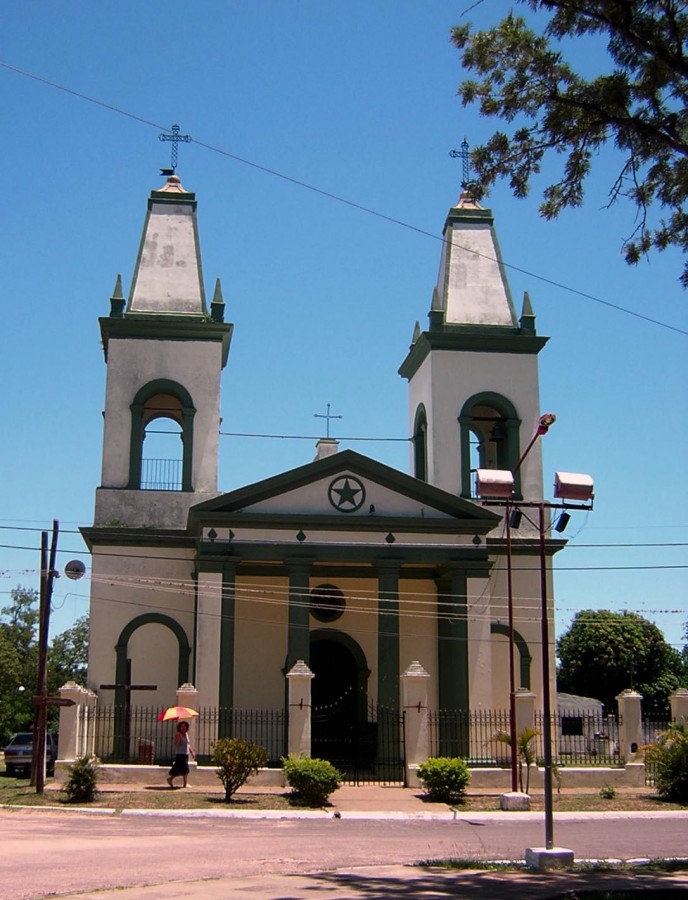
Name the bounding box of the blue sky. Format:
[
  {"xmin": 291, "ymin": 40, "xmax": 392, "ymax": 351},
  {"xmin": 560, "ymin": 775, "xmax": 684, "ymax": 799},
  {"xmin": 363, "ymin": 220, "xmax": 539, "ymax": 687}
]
[{"xmin": 1, "ymin": 2, "xmax": 686, "ymax": 653}]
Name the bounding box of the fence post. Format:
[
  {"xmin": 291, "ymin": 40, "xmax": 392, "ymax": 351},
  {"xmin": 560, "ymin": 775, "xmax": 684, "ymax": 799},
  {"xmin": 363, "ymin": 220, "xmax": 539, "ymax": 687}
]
[
  {"xmin": 286, "ymin": 660, "xmax": 313, "ymax": 757},
  {"xmin": 401, "ymin": 661, "xmax": 430, "ymax": 787},
  {"xmin": 57, "ymin": 681, "xmax": 97, "ymax": 767},
  {"xmin": 670, "ymin": 689, "xmax": 688, "ymax": 724},
  {"xmin": 514, "ymin": 688, "xmax": 536, "ymax": 737},
  {"xmin": 616, "ymin": 689, "xmax": 643, "ymax": 763}
]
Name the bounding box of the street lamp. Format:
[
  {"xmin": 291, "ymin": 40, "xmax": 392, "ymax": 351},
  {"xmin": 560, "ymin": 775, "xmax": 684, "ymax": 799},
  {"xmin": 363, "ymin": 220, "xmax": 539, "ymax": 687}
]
[{"xmin": 476, "ymin": 422, "xmax": 594, "ymax": 865}]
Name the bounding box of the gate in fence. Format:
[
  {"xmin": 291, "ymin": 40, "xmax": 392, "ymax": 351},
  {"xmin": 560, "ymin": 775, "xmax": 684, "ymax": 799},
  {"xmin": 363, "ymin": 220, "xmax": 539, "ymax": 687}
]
[{"xmin": 312, "ymin": 698, "xmax": 406, "ymax": 785}]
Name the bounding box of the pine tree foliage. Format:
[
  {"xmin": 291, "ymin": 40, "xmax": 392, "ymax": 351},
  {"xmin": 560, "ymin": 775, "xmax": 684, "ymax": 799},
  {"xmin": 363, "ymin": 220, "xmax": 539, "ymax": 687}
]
[{"xmin": 452, "ymin": 1, "xmax": 688, "ymax": 284}]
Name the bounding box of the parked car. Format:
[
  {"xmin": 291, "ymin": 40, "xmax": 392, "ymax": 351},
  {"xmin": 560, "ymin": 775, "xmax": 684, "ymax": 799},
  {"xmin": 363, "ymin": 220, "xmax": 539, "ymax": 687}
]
[{"xmin": 3, "ymin": 732, "xmax": 58, "ymax": 777}]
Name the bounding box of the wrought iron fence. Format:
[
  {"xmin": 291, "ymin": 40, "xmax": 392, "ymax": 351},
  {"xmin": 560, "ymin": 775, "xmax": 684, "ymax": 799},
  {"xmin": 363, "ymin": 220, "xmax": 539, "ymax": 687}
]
[
  {"xmin": 140, "ymin": 458, "xmax": 182, "ymax": 491},
  {"xmin": 92, "ymin": 705, "xmax": 286, "ymax": 765},
  {"xmin": 429, "ymin": 708, "xmax": 625, "ymax": 767},
  {"xmin": 428, "ymin": 709, "xmax": 511, "ymax": 764},
  {"xmin": 536, "ymin": 709, "xmax": 622, "ymax": 767},
  {"xmin": 642, "ymin": 717, "xmax": 670, "ymax": 787}
]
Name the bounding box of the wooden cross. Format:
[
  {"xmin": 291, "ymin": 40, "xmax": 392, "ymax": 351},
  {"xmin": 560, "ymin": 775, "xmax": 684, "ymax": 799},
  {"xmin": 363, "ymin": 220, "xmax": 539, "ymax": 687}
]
[
  {"xmin": 159, "ymin": 123, "xmax": 192, "ymax": 173},
  {"xmin": 314, "ymin": 402, "xmax": 342, "ymax": 439},
  {"xmin": 100, "ymin": 659, "xmax": 157, "ymax": 761}
]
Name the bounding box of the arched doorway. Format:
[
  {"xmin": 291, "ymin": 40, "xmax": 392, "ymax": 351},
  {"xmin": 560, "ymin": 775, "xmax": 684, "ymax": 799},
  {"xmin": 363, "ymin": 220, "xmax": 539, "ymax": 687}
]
[{"xmin": 310, "ymin": 633, "xmax": 373, "ymax": 772}]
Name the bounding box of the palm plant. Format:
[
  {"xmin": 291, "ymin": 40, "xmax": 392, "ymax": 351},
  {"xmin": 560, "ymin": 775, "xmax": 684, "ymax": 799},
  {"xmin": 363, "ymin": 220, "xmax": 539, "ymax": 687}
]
[{"xmin": 493, "ymin": 727, "xmax": 539, "ymax": 794}]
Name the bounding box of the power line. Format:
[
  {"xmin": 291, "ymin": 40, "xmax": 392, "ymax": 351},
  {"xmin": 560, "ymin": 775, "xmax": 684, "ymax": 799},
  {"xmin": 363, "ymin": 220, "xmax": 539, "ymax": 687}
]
[{"xmin": 1, "ymin": 60, "xmax": 686, "ymax": 337}]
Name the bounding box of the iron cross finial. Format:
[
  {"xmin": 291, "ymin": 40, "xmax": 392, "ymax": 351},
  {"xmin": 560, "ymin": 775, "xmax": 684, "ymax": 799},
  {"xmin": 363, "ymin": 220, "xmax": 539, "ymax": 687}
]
[
  {"xmin": 159, "ymin": 124, "xmax": 192, "ymax": 174},
  {"xmin": 449, "ymin": 137, "xmax": 473, "ymax": 190},
  {"xmin": 314, "ymin": 403, "xmax": 343, "ymax": 439}
]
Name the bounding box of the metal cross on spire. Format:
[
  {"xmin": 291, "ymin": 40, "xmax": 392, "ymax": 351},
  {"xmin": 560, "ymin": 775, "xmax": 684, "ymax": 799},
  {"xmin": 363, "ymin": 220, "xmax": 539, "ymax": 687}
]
[
  {"xmin": 314, "ymin": 402, "xmax": 342, "ymax": 438},
  {"xmin": 449, "ymin": 137, "xmax": 473, "ymax": 191},
  {"xmin": 159, "ymin": 124, "xmax": 192, "ymax": 174}
]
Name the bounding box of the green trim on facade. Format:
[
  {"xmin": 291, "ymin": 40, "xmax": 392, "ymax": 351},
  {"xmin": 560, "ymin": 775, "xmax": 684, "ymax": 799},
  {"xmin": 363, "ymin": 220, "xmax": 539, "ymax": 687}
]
[
  {"xmin": 376, "ymin": 560, "xmax": 402, "ymax": 709},
  {"xmin": 114, "ymin": 613, "xmax": 191, "ymax": 693},
  {"xmin": 99, "ymin": 316, "xmax": 233, "ymax": 367},
  {"xmin": 219, "ymin": 562, "xmax": 236, "ymax": 712},
  {"xmin": 398, "ymin": 329, "xmax": 548, "ymax": 381},
  {"xmin": 287, "ymin": 560, "xmax": 313, "ymax": 670},
  {"xmin": 490, "ymin": 623, "xmax": 532, "ymax": 690},
  {"xmin": 437, "ymin": 568, "xmax": 469, "ymax": 711},
  {"xmin": 149, "ymin": 189, "xmax": 197, "ymax": 207},
  {"xmin": 196, "ymin": 541, "xmax": 494, "ymax": 567}
]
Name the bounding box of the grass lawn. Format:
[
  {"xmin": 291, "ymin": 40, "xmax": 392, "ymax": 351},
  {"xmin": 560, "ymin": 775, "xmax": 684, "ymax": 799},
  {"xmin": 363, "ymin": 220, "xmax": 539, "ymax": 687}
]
[{"xmin": 1, "ymin": 764, "xmax": 685, "ymax": 813}]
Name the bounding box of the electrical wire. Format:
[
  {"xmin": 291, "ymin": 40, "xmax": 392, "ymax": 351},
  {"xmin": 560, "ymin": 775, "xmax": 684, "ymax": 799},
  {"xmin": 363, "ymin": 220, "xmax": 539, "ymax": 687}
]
[{"xmin": 1, "ymin": 60, "xmax": 686, "ymax": 337}]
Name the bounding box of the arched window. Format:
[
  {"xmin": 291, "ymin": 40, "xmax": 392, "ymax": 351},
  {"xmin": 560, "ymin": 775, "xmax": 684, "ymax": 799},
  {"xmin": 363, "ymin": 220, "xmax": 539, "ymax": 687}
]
[
  {"xmin": 458, "ymin": 392, "xmax": 521, "ymax": 499},
  {"xmin": 413, "ymin": 404, "xmax": 428, "ymax": 481},
  {"xmin": 128, "ymin": 380, "xmax": 196, "ymax": 492}
]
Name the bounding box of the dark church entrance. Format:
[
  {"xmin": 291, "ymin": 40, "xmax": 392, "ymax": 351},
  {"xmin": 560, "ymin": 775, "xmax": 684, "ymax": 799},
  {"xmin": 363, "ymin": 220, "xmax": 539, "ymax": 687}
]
[{"xmin": 310, "ymin": 635, "xmax": 405, "ymax": 784}]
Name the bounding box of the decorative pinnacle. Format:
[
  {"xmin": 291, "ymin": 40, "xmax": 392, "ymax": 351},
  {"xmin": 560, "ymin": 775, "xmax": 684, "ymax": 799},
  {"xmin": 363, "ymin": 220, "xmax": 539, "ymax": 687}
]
[{"xmin": 210, "ymin": 278, "xmax": 225, "ymax": 323}]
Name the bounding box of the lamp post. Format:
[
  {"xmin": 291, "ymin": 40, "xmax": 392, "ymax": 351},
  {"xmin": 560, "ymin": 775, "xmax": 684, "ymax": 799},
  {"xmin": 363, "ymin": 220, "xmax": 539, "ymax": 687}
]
[{"xmin": 476, "ymin": 430, "xmax": 594, "ymax": 864}]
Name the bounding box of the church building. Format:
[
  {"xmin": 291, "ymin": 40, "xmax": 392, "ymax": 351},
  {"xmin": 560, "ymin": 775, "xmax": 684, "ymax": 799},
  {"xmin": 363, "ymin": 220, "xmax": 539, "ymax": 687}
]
[{"xmin": 83, "ymin": 171, "xmax": 559, "ymax": 762}]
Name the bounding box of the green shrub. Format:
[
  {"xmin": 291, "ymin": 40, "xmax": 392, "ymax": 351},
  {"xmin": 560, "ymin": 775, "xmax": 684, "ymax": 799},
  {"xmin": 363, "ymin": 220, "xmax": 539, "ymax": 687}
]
[
  {"xmin": 417, "ymin": 756, "xmax": 471, "ymax": 804},
  {"xmin": 644, "ymin": 721, "xmax": 688, "ymax": 803},
  {"xmin": 211, "ymin": 738, "xmax": 268, "ymax": 802},
  {"xmin": 599, "ymin": 784, "xmax": 617, "ymax": 800},
  {"xmin": 281, "ymin": 755, "xmax": 342, "ymax": 806},
  {"xmin": 63, "ymin": 755, "xmax": 99, "ymax": 803}
]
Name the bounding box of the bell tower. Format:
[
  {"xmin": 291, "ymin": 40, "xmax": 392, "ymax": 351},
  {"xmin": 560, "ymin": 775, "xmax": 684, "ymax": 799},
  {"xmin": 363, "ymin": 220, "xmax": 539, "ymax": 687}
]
[
  {"xmin": 95, "ymin": 174, "xmax": 233, "ymax": 528},
  {"xmin": 399, "ymin": 190, "xmax": 548, "ymax": 502}
]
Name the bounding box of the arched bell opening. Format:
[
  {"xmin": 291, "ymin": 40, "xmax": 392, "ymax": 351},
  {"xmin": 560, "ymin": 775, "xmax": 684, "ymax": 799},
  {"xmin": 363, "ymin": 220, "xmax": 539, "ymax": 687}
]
[{"xmin": 128, "ymin": 379, "xmax": 196, "ymax": 491}]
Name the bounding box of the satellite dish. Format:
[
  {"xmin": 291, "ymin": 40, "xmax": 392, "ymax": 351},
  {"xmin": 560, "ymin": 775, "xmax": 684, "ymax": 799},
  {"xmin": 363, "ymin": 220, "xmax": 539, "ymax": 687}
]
[{"xmin": 64, "ymin": 560, "xmax": 86, "ymax": 581}]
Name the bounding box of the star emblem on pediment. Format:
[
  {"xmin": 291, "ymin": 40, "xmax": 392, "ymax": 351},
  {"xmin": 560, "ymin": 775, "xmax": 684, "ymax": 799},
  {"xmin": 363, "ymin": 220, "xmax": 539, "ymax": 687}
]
[{"xmin": 328, "ymin": 475, "xmax": 365, "ymax": 513}]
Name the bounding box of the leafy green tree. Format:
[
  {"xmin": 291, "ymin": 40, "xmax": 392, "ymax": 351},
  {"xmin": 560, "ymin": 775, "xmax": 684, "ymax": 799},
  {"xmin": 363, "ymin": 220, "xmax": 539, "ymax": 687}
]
[
  {"xmin": 452, "ymin": 1, "xmax": 688, "ymax": 284},
  {"xmin": 0, "ymin": 588, "xmax": 89, "ymax": 742},
  {"xmin": 557, "ymin": 610, "xmax": 686, "ymax": 716},
  {"xmin": 0, "ymin": 588, "xmax": 39, "ymax": 741},
  {"xmin": 48, "ymin": 615, "xmax": 89, "ymax": 694}
]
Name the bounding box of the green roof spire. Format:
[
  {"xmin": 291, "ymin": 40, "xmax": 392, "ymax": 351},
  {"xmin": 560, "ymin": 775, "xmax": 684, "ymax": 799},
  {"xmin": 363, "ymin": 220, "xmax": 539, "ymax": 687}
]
[
  {"xmin": 109, "ymin": 274, "xmax": 126, "ymax": 318},
  {"xmin": 210, "ymin": 278, "xmax": 225, "ymax": 323}
]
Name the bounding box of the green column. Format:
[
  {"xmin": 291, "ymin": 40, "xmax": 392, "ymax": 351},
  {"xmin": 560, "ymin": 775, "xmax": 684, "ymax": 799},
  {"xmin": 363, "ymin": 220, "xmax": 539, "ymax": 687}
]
[
  {"xmin": 286, "ymin": 561, "xmax": 312, "ymax": 671},
  {"xmin": 218, "ymin": 561, "xmax": 236, "ymax": 726},
  {"xmin": 376, "ymin": 561, "xmax": 401, "ymax": 709},
  {"xmin": 437, "ymin": 568, "xmax": 469, "ymax": 757}
]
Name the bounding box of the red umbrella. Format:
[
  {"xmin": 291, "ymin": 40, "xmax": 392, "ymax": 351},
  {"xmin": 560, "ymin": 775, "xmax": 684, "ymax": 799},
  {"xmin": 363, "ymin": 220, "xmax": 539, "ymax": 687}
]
[{"xmin": 157, "ymin": 705, "xmax": 199, "ymax": 722}]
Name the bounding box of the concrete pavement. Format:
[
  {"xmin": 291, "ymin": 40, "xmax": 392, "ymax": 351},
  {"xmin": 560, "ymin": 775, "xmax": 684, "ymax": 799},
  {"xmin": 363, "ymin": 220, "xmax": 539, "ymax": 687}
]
[{"xmin": 26, "ymin": 781, "xmax": 688, "ymax": 898}]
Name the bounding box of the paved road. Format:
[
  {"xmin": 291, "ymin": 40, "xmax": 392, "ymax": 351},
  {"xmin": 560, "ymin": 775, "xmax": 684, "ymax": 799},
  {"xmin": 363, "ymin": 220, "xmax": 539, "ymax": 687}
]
[{"xmin": 3, "ymin": 809, "xmax": 688, "ymax": 899}]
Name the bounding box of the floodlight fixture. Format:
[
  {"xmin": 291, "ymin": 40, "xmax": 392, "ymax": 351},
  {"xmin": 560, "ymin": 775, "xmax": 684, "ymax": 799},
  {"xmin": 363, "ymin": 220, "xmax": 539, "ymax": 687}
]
[
  {"xmin": 554, "ymin": 472, "xmax": 594, "ymax": 502},
  {"xmin": 475, "ymin": 469, "xmax": 514, "ymax": 498}
]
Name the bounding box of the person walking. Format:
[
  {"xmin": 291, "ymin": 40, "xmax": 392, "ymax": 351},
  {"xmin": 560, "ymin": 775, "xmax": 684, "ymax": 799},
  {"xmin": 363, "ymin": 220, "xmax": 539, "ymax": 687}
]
[{"xmin": 167, "ymin": 721, "xmax": 195, "ymax": 788}]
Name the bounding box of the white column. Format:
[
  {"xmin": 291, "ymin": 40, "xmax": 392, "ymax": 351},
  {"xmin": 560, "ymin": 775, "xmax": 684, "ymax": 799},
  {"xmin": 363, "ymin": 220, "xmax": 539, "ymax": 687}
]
[
  {"xmin": 56, "ymin": 682, "xmax": 98, "ymax": 780},
  {"xmin": 286, "ymin": 660, "xmax": 313, "ymax": 758},
  {"xmin": 401, "ymin": 661, "xmax": 430, "ymax": 787},
  {"xmin": 616, "ymin": 690, "xmax": 644, "ymax": 761}
]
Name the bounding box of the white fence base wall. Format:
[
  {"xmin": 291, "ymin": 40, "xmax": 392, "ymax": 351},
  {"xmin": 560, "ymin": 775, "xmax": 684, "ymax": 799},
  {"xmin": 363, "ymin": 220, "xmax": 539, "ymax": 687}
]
[
  {"xmin": 55, "ymin": 761, "xmax": 644, "ymax": 791},
  {"xmin": 54, "ymin": 762, "xmax": 287, "ymax": 788}
]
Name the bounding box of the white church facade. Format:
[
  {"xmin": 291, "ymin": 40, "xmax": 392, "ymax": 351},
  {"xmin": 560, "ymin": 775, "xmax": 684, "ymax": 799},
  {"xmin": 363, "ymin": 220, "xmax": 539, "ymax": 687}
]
[{"xmin": 83, "ymin": 173, "xmax": 561, "ymax": 764}]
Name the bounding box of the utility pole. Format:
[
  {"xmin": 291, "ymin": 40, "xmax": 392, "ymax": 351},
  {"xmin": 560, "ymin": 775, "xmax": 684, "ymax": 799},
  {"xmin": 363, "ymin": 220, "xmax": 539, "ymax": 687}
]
[{"xmin": 31, "ymin": 520, "xmax": 59, "ymax": 793}]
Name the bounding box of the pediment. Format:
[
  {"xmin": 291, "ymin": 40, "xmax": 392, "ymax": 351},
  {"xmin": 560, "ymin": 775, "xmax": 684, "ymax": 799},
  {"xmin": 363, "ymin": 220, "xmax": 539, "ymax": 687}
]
[{"xmin": 189, "ymin": 450, "xmax": 499, "ymax": 533}]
